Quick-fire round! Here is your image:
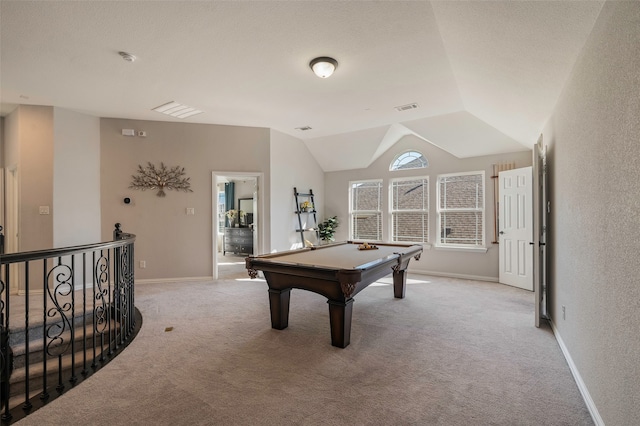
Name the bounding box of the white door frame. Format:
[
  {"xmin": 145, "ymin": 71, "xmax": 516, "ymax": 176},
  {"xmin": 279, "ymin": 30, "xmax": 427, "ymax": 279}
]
[
  {"xmin": 533, "ymin": 136, "xmax": 548, "ymax": 327},
  {"xmin": 211, "ymin": 171, "xmax": 264, "ymax": 280},
  {"xmin": 5, "ymin": 166, "xmax": 20, "ymax": 293}
]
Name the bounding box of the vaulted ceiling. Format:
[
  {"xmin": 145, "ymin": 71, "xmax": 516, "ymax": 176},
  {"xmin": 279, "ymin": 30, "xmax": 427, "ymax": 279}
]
[{"xmin": 0, "ymin": 1, "xmax": 604, "ymax": 171}]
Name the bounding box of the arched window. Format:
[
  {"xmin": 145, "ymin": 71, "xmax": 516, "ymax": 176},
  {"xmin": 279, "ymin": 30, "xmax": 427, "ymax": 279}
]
[{"xmin": 390, "ymin": 150, "xmax": 428, "ymax": 171}]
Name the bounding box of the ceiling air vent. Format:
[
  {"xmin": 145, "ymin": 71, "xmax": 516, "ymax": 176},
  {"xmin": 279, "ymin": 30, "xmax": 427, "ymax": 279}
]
[
  {"xmin": 152, "ymin": 101, "xmax": 203, "ymax": 119},
  {"xmin": 395, "ymin": 103, "xmax": 419, "ymax": 112},
  {"xmin": 295, "ymin": 126, "xmax": 313, "ymax": 131}
]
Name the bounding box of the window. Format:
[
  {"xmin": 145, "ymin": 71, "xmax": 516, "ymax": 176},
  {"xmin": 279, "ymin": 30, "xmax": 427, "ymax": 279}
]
[
  {"xmin": 218, "ymin": 190, "xmax": 226, "ymax": 231},
  {"xmin": 350, "ymin": 180, "xmax": 382, "ymax": 241},
  {"xmin": 390, "ymin": 150, "xmax": 428, "ymax": 171},
  {"xmin": 391, "ymin": 177, "xmax": 428, "ymax": 243},
  {"xmin": 437, "ymin": 172, "xmax": 485, "ymax": 246}
]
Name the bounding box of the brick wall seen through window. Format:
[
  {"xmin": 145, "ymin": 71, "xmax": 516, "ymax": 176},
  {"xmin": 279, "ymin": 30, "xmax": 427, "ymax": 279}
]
[
  {"xmin": 350, "ymin": 180, "xmax": 382, "ymax": 240},
  {"xmin": 437, "ymin": 172, "xmax": 484, "ymax": 246},
  {"xmin": 391, "ymin": 178, "xmax": 429, "ymax": 243}
]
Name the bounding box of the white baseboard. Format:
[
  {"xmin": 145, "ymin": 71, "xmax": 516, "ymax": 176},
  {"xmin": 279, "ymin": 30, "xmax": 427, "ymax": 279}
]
[
  {"xmin": 550, "ymin": 320, "xmax": 604, "ymax": 426},
  {"xmin": 410, "ymin": 268, "xmax": 498, "ymax": 283},
  {"xmin": 135, "ymin": 276, "xmax": 214, "ymax": 285}
]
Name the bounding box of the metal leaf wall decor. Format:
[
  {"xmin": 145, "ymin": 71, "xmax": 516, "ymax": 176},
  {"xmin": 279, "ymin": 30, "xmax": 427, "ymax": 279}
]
[{"xmin": 129, "ymin": 162, "xmax": 193, "ymax": 197}]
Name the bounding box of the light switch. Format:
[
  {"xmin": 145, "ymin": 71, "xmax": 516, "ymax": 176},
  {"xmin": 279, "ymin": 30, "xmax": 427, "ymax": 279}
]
[
  {"xmin": 186, "ymin": 208, "xmax": 195, "ymax": 215},
  {"xmin": 39, "ymin": 206, "xmax": 50, "ymax": 215}
]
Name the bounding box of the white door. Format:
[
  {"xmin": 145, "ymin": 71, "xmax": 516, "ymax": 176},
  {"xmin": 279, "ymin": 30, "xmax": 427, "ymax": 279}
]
[{"xmin": 499, "ymin": 167, "xmax": 533, "ymax": 291}]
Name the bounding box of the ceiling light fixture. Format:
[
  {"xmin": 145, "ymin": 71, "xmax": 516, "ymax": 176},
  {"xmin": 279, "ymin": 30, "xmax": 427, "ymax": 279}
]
[
  {"xmin": 119, "ymin": 51, "xmax": 137, "ymax": 62},
  {"xmin": 309, "ymin": 57, "xmax": 338, "ymax": 78}
]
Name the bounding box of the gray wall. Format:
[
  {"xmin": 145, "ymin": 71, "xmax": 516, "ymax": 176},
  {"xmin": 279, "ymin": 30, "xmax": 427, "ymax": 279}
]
[
  {"xmin": 4, "ymin": 106, "xmax": 54, "ymax": 252},
  {"xmin": 2, "ymin": 106, "xmax": 103, "ymax": 254},
  {"xmin": 543, "ymin": 1, "xmax": 640, "ymax": 424},
  {"xmin": 324, "ymin": 133, "xmax": 532, "ymax": 281},
  {"xmin": 53, "ymin": 108, "xmax": 101, "ymax": 247},
  {"xmin": 100, "ymin": 118, "xmax": 271, "ymax": 280},
  {"xmin": 269, "ymin": 129, "xmax": 325, "ymax": 251}
]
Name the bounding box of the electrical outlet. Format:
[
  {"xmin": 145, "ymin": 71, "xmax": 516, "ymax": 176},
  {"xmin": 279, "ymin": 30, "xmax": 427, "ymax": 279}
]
[
  {"xmin": 562, "ymin": 305, "xmax": 566, "ymax": 320},
  {"xmin": 186, "ymin": 208, "xmax": 195, "ymax": 215},
  {"xmin": 140, "ymin": 260, "xmax": 146, "ymax": 269}
]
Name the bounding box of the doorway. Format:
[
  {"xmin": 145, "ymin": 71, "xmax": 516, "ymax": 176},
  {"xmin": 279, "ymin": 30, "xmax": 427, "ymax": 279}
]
[{"xmin": 212, "ymin": 172, "xmax": 263, "ymax": 280}]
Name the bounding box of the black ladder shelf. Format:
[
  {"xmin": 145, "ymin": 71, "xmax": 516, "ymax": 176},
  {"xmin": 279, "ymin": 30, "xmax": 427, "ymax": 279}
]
[{"xmin": 294, "ymin": 187, "xmax": 319, "ymax": 246}]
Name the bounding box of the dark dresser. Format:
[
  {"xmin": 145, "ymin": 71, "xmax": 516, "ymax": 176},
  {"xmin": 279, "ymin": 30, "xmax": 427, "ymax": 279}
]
[{"xmin": 224, "ymin": 227, "xmax": 253, "ymax": 255}]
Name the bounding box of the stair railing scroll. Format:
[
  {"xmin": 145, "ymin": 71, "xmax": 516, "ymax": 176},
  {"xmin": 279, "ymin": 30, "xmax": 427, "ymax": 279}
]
[{"xmin": 0, "ymin": 224, "xmax": 140, "ymax": 424}]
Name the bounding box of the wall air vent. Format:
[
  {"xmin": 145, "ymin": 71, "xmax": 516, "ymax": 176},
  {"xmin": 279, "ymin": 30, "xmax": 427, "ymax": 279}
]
[
  {"xmin": 295, "ymin": 126, "xmax": 313, "ymax": 131},
  {"xmin": 395, "ymin": 103, "xmax": 419, "ymax": 112}
]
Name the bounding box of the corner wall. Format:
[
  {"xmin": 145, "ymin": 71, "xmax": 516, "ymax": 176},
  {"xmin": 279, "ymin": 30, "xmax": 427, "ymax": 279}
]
[
  {"xmin": 269, "ymin": 129, "xmax": 325, "ymax": 252},
  {"xmin": 11, "ymin": 106, "xmax": 54, "ymax": 252},
  {"xmin": 3, "ymin": 106, "xmax": 103, "ymax": 253},
  {"xmin": 543, "ymin": 1, "xmax": 640, "ymax": 424}
]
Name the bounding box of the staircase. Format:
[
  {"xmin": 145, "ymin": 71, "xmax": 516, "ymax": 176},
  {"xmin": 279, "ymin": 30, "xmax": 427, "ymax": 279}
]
[
  {"xmin": 1, "ymin": 224, "xmax": 139, "ymax": 424},
  {"xmin": 5, "ymin": 312, "xmax": 122, "ymax": 411}
]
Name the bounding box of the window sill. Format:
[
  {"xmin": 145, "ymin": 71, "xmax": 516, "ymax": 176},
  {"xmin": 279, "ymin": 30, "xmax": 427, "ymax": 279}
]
[
  {"xmin": 389, "ymin": 242, "xmax": 432, "ymax": 249},
  {"xmin": 433, "ymin": 245, "xmax": 488, "ymax": 253}
]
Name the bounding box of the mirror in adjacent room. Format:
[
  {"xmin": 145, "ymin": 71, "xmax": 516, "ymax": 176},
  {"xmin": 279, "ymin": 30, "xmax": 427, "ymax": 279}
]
[{"xmin": 238, "ymin": 198, "xmax": 254, "ymax": 227}]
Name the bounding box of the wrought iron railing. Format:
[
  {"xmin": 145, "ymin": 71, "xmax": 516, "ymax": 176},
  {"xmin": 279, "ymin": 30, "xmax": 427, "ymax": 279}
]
[{"xmin": 0, "ymin": 224, "xmax": 140, "ymax": 424}]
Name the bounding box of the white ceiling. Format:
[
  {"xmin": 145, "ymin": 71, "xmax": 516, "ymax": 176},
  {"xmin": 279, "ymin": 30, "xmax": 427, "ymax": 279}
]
[{"xmin": 0, "ymin": 1, "xmax": 604, "ymax": 171}]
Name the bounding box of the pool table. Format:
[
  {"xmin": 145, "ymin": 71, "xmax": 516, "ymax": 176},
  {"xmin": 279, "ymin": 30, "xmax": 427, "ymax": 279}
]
[{"xmin": 245, "ymin": 241, "xmax": 423, "ymax": 348}]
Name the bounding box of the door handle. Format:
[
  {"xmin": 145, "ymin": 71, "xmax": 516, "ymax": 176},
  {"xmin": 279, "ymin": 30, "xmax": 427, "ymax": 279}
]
[{"xmin": 499, "ymin": 231, "xmax": 505, "ymax": 235}]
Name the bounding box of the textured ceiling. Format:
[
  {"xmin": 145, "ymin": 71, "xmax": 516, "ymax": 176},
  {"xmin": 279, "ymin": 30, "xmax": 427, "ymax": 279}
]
[{"xmin": 0, "ymin": 1, "xmax": 604, "ymax": 171}]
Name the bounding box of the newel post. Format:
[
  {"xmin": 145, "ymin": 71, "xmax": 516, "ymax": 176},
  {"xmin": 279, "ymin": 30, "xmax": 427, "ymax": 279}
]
[{"xmin": 113, "ymin": 223, "xmax": 123, "ymax": 240}]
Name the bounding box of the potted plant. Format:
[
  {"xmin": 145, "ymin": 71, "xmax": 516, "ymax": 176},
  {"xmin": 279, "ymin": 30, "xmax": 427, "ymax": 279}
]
[
  {"xmin": 300, "ymin": 200, "xmax": 313, "ymax": 212},
  {"xmin": 318, "ymin": 216, "xmax": 339, "ymax": 242}
]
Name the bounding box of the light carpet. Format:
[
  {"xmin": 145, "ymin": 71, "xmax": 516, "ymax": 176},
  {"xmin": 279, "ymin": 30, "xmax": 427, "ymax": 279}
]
[{"xmin": 15, "ymin": 267, "xmax": 592, "ymax": 425}]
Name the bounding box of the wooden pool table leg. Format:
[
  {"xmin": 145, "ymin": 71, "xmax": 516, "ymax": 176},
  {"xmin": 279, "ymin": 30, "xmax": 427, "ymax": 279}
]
[
  {"xmin": 327, "ymin": 298, "xmax": 354, "ymax": 348},
  {"xmin": 393, "ymin": 269, "xmax": 407, "ymax": 299},
  {"xmin": 268, "ymin": 288, "xmax": 291, "ymax": 330}
]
